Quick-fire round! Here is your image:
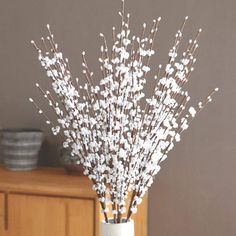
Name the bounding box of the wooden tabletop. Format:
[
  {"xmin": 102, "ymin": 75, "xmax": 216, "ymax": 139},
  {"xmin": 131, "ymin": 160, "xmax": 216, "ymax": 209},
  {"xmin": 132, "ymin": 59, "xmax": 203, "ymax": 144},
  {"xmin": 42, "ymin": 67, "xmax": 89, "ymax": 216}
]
[{"xmin": 0, "ymin": 166, "xmax": 96, "ymax": 199}]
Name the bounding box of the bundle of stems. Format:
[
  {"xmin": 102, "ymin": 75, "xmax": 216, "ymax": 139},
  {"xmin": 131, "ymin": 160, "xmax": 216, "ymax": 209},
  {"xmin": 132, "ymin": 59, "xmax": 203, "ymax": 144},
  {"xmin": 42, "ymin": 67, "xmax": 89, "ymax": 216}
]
[{"xmin": 29, "ymin": 0, "xmax": 218, "ymax": 223}]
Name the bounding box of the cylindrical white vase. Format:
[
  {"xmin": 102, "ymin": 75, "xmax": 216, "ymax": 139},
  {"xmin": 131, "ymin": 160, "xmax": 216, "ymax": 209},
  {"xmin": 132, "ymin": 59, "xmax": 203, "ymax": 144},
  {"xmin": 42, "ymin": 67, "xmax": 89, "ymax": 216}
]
[{"xmin": 101, "ymin": 219, "xmax": 134, "ymax": 236}]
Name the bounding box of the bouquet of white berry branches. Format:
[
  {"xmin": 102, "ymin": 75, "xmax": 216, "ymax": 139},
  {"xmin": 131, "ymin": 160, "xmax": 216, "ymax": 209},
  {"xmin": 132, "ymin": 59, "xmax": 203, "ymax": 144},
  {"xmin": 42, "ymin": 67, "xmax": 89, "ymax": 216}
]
[{"xmin": 29, "ymin": 0, "xmax": 218, "ymax": 223}]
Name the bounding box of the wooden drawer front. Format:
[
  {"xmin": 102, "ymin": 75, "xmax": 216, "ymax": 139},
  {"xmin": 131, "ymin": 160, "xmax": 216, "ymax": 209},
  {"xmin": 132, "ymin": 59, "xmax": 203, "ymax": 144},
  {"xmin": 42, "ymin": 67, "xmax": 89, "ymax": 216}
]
[
  {"xmin": 67, "ymin": 198, "xmax": 94, "ymax": 236},
  {"xmin": 8, "ymin": 194, "xmax": 66, "ymax": 236},
  {"xmin": 0, "ymin": 193, "xmax": 5, "ymax": 234},
  {"xmin": 8, "ymin": 194, "xmax": 95, "ymax": 236}
]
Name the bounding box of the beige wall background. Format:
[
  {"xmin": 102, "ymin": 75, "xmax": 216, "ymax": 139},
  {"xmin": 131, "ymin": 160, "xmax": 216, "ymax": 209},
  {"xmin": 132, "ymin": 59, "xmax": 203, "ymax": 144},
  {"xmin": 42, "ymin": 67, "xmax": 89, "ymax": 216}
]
[{"xmin": 0, "ymin": 0, "xmax": 235, "ymax": 235}]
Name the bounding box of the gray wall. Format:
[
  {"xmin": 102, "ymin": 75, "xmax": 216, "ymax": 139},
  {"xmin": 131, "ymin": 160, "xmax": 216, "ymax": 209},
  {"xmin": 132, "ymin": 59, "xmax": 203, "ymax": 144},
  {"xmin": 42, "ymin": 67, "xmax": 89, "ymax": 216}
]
[{"xmin": 0, "ymin": 0, "xmax": 234, "ymax": 235}]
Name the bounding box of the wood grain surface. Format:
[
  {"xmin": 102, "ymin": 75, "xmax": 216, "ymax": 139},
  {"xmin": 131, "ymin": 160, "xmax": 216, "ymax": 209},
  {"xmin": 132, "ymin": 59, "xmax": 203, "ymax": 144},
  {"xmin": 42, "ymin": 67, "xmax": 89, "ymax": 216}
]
[{"xmin": 0, "ymin": 166, "xmax": 147, "ymax": 236}]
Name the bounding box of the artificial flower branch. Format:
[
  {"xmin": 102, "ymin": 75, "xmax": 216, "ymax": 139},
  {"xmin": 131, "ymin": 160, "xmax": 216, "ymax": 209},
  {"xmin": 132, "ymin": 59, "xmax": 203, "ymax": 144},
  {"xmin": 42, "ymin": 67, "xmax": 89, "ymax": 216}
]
[{"xmin": 29, "ymin": 0, "xmax": 218, "ymax": 223}]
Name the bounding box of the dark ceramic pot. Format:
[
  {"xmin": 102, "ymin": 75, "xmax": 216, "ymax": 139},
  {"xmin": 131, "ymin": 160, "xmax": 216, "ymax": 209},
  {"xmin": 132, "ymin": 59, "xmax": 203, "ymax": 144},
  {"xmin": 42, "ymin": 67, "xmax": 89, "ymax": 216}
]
[
  {"xmin": 60, "ymin": 147, "xmax": 84, "ymax": 175},
  {"xmin": 1, "ymin": 129, "xmax": 43, "ymax": 171}
]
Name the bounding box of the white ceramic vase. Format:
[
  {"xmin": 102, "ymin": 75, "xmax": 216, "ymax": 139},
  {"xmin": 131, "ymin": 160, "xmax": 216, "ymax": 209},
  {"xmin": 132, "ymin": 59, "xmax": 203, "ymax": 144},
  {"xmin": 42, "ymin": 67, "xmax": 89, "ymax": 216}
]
[{"xmin": 101, "ymin": 219, "xmax": 134, "ymax": 236}]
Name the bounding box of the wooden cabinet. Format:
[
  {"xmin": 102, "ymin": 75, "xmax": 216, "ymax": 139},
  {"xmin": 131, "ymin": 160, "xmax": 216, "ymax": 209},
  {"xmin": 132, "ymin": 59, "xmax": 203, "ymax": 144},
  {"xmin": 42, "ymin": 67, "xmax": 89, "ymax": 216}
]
[
  {"xmin": 0, "ymin": 193, "xmax": 6, "ymax": 235},
  {"xmin": 0, "ymin": 167, "xmax": 147, "ymax": 236}
]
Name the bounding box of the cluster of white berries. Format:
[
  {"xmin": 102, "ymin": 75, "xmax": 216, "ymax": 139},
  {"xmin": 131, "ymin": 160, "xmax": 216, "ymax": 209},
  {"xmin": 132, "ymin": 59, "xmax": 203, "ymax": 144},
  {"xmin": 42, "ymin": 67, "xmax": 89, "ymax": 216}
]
[{"xmin": 29, "ymin": 0, "xmax": 218, "ymax": 223}]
